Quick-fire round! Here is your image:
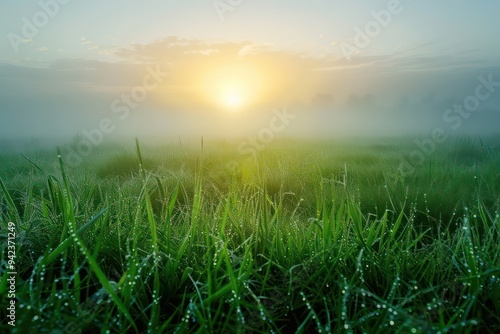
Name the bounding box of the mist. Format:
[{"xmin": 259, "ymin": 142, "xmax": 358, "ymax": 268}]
[{"xmin": 1, "ymin": 54, "xmax": 499, "ymax": 152}]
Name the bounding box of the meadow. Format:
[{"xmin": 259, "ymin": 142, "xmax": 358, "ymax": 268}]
[{"xmin": 0, "ymin": 136, "xmax": 499, "ymax": 333}]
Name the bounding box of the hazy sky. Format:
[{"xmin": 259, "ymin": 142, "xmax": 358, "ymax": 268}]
[{"xmin": 1, "ymin": 0, "xmax": 499, "ymax": 142}]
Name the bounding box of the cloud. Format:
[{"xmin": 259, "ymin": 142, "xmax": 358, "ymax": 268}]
[
  {"xmin": 80, "ymin": 37, "xmax": 92, "ymax": 45},
  {"xmin": 238, "ymin": 43, "xmax": 275, "ymax": 56},
  {"xmin": 183, "ymin": 49, "xmax": 219, "ymax": 56},
  {"xmin": 98, "ymin": 49, "xmax": 114, "ymax": 56},
  {"xmin": 2, "ymin": 36, "xmax": 496, "ymax": 104},
  {"xmin": 80, "ymin": 37, "xmax": 100, "ymax": 51},
  {"xmin": 111, "ymin": 36, "xmax": 250, "ymax": 63}
]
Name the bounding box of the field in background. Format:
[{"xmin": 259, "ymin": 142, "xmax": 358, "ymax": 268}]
[{"xmin": 0, "ymin": 137, "xmax": 499, "ymax": 333}]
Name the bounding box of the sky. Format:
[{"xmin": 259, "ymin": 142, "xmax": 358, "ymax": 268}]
[{"xmin": 0, "ymin": 0, "xmax": 499, "ymax": 146}]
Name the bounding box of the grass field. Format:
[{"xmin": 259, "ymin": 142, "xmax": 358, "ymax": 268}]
[{"xmin": 1, "ymin": 136, "xmax": 499, "ymax": 333}]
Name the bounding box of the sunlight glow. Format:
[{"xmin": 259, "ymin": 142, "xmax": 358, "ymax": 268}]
[
  {"xmin": 197, "ymin": 61, "xmax": 270, "ymax": 112},
  {"xmin": 222, "ymin": 89, "xmax": 244, "ymax": 109},
  {"xmin": 165, "ymin": 56, "xmax": 303, "ymax": 113}
]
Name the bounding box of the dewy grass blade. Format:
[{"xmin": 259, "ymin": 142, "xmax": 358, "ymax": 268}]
[
  {"xmin": 75, "ymin": 233, "xmax": 138, "ymax": 332},
  {"xmin": 0, "ymin": 178, "xmax": 21, "ymax": 224},
  {"xmin": 40, "ymin": 208, "xmax": 107, "ymax": 267}
]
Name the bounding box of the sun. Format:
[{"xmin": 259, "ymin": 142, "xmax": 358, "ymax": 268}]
[
  {"xmin": 217, "ymin": 81, "xmax": 248, "ymax": 111},
  {"xmin": 222, "ymin": 89, "xmax": 244, "ymax": 109},
  {"xmin": 195, "ymin": 58, "xmax": 294, "ymax": 112},
  {"xmin": 198, "ymin": 62, "xmax": 268, "ymax": 112}
]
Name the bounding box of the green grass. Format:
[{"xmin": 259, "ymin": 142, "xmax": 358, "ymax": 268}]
[{"xmin": 0, "ymin": 137, "xmax": 499, "ymax": 333}]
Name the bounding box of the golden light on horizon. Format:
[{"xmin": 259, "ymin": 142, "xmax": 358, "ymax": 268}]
[{"xmin": 158, "ymin": 53, "xmax": 319, "ymax": 112}]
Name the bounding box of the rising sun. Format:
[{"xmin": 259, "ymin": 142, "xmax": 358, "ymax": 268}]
[
  {"xmin": 222, "ymin": 89, "xmax": 244, "ymax": 109},
  {"xmin": 198, "ymin": 62, "xmax": 268, "ymax": 112},
  {"xmin": 195, "ymin": 59, "xmax": 291, "ymax": 112}
]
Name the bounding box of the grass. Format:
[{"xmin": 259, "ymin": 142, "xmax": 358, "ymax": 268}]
[{"xmin": 0, "ymin": 137, "xmax": 499, "ymax": 333}]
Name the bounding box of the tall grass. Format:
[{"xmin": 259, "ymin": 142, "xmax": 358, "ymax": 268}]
[{"xmin": 0, "ymin": 138, "xmax": 499, "ymax": 333}]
